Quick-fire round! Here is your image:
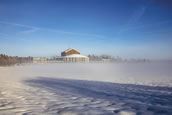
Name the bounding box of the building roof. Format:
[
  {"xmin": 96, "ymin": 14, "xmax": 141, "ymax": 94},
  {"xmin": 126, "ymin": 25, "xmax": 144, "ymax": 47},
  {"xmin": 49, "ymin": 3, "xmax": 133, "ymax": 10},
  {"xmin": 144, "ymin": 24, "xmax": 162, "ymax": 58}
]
[
  {"xmin": 64, "ymin": 54, "xmax": 88, "ymax": 58},
  {"xmin": 63, "ymin": 48, "xmax": 80, "ymax": 53}
]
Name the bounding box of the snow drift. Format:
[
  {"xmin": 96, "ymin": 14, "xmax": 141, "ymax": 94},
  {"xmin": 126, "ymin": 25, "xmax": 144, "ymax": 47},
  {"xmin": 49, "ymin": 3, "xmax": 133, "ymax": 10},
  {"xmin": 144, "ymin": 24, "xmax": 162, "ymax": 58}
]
[{"xmin": 0, "ymin": 62, "xmax": 172, "ymax": 114}]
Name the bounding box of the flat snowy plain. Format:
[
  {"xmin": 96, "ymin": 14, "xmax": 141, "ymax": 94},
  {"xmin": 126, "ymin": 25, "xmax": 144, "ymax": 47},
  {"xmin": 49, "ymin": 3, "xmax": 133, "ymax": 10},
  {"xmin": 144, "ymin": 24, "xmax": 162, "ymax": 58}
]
[{"xmin": 0, "ymin": 62, "xmax": 172, "ymax": 115}]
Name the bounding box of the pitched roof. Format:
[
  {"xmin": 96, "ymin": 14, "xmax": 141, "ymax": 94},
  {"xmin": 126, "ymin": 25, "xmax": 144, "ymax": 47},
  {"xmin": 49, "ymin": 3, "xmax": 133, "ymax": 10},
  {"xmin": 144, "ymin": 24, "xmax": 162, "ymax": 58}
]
[{"xmin": 63, "ymin": 48, "xmax": 80, "ymax": 53}]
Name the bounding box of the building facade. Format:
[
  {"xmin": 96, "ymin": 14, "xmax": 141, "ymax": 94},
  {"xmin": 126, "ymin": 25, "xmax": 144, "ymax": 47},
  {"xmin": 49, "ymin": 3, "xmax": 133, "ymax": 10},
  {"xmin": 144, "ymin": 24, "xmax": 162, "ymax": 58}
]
[
  {"xmin": 33, "ymin": 57, "xmax": 47, "ymax": 63},
  {"xmin": 63, "ymin": 54, "xmax": 89, "ymax": 63},
  {"xmin": 61, "ymin": 48, "xmax": 89, "ymax": 63}
]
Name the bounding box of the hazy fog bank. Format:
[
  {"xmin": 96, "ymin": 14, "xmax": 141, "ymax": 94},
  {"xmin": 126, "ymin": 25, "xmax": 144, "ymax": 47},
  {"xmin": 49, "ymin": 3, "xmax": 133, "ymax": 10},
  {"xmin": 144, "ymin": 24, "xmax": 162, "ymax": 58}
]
[{"xmin": 0, "ymin": 62, "xmax": 172, "ymax": 86}]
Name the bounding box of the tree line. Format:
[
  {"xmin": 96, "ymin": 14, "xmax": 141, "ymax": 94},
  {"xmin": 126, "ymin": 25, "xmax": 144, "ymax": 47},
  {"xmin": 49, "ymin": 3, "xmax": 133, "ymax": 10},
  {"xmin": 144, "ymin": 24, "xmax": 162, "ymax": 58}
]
[
  {"xmin": 0, "ymin": 54, "xmax": 33, "ymax": 66},
  {"xmin": 88, "ymin": 54, "xmax": 122, "ymax": 62},
  {"xmin": 87, "ymin": 54, "xmax": 149, "ymax": 62}
]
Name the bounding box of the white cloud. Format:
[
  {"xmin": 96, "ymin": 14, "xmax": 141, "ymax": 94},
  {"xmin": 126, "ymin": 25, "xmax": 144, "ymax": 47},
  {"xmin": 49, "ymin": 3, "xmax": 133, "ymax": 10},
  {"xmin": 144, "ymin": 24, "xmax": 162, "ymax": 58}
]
[
  {"xmin": 20, "ymin": 28, "xmax": 40, "ymax": 34},
  {"xmin": 0, "ymin": 21, "xmax": 37, "ymax": 29},
  {"xmin": 0, "ymin": 21, "xmax": 104, "ymax": 38}
]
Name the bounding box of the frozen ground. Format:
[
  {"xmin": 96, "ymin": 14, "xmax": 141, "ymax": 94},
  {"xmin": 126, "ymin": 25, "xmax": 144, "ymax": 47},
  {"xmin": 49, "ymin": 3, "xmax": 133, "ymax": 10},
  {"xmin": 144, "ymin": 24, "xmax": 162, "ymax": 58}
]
[{"xmin": 0, "ymin": 62, "xmax": 172, "ymax": 115}]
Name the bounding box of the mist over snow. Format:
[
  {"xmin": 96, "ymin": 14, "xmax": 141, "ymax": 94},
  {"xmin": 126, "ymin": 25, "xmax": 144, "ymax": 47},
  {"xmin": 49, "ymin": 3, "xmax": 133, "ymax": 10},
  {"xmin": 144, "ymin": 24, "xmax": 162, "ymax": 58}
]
[
  {"xmin": 0, "ymin": 62, "xmax": 172, "ymax": 114},
  {"xmin": 1, "ymin": 62, "xmax": 172, "ymax": 86}
]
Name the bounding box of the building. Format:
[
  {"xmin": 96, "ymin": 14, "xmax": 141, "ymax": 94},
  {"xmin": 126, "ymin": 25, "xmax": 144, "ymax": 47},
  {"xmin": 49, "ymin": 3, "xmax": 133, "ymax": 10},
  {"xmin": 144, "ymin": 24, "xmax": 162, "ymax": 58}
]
[
  {"xmin": 33, "ymin": 57, "xmax": 47, "ymax": 63},
  {"xmin": 61, "ymin": 48, "xmax": 89, "ymax": 63},
  {"xmin": 61, "ymin": 48, "xmax": 80, "ymax": 56},
  {"xmin": 48, "ymin": 56, "xmax": 64, "ymax": 63},
  {"xmin": 63, "ymin": 54, "xmax": 89, "ymax": 62}
]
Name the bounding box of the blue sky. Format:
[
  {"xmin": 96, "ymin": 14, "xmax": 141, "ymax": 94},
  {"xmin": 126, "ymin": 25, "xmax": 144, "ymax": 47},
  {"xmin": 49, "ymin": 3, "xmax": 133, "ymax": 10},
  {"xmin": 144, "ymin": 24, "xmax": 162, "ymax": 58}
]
[{"xmin": 0, "ymin": 0, "xmax": 172, "ymax": 59}]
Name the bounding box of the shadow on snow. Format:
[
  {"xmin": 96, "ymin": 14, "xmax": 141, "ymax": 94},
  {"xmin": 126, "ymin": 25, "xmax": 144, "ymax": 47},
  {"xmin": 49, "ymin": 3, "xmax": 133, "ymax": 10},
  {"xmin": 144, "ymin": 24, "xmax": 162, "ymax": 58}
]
[{"xmin": 24, "ymin": 77, "xmax": 172, "ymax": 114}]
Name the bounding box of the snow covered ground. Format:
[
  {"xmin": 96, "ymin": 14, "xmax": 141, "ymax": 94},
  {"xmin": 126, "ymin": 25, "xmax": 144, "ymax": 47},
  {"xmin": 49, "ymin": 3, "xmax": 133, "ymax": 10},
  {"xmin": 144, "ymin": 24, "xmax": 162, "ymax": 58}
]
[{"xmin": 0, "ymin": 62, "xmax": 172, "ymax": 115}]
